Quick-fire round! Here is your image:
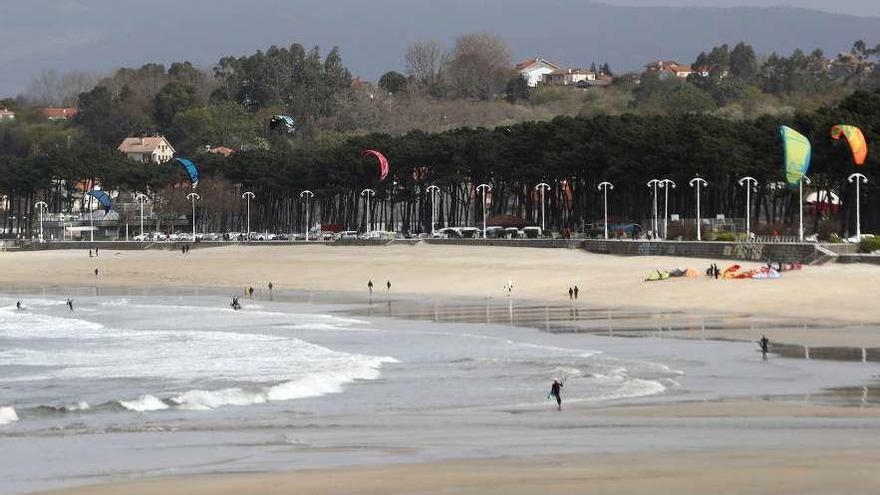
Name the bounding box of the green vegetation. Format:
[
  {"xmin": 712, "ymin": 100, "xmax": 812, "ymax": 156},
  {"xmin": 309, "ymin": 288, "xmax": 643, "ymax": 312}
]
[
  {"xmin": 859, "ymin": 236, "xmax": 880, "ymax": 253},
  {"xmin": 2, "ymin": 36, "xmax": 880, "ymax": 238}
]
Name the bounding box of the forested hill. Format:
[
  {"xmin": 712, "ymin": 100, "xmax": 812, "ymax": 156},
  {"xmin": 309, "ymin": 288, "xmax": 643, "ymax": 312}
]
[{"xmin": 3, "ymin": 0, "xmax": 880, "ymax": 95}]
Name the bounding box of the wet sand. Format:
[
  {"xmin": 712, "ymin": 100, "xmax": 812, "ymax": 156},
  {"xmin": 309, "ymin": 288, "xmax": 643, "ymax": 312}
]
[{"xmin": 35, "ymin": 445, "xmax": 880, "ymax": 495}]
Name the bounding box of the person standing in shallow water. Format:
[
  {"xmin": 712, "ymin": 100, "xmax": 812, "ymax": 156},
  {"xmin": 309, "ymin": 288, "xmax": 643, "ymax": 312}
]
[
  {"xmin": 568, "ymin": 287, "xmax": 573, "ymax": 300},
  {"xmin": 574, "ymin": 286, "xmax": 579, "ymax": 300},
  {"xmin": 549, "ymin": 379, "xmax": 563, "ymax": 410},
  {"xmin": 760, "ymin": 335, "xmax": 770, "ymax": 359},
  {"xmin": 386, "ymin": 280, "xmax": 391, "ymax": 291}
]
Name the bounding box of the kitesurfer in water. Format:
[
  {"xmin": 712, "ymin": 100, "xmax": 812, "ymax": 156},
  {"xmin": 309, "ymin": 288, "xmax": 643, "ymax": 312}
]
[{"xmin": 549, "ymin": 379, "xmax": 563, "ymax": 410}]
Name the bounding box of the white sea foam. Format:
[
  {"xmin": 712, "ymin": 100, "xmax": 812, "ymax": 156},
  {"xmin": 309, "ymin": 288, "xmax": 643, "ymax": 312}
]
[
  {"xmin": 0, "ymin": 302, "xmax": 397, "ymax": 415},
  {"xmin": 0, "ymin": 406, "xmax": 19, "ymax": 425},
  {"xmin": 118, "ymin": 395, "xmax": 169, "ymax": 412}
]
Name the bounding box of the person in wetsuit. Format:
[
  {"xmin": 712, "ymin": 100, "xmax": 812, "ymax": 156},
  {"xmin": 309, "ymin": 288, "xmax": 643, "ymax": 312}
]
[{"xmin": 549, "ymin": 379, "xmax": 563, "ymax": 410}]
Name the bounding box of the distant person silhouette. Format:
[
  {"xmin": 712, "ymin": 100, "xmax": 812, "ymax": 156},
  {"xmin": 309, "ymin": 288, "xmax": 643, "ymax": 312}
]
[
  {"xmin": 66, "ymin": 299, "xmax": 74, "ymax": 311},
  {"xmin": 386, "ymin": 280, "xmax": 391, "ymax": 291},
  {"xmin": 549, "ymin": 379, "xmax": 563, "ymax": 410},
  {"xmin": 368, "ymin": 280, "xmax": 374, "ymax": 294},
  {"xmin": 268, "ymin": 282, "xmax": 273, "ymax": 291},
  {"xmin": 248, "ymin": 286, "xmax": 254, "ymax": 298},
  {"xmin": 16, "ymin": 301, "xmax": 22, "ymax": 311},
  {"xmin": 574, "ymin": 286, "xmax": 579, "ymax": 300},
  {"xmin": 94, "ymin": 268, "xmax": 98, "ymax": 278},
  {"xmin": 568, "ymin": 287, "xmax": 573, "ymax": 300},
  {"xmin": 760, "ymin": 335, "xmax": 770, "ymax": 359}
]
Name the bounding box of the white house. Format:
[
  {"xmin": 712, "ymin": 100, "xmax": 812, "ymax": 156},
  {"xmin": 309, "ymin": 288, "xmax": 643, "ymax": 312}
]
[
  {"xmin": 117, "ymin": 136, "xmax": 175, "ymax": 164},
  {"xmin": 543, "ymin": 68, "xmax": 597, "ymax": 86},
  {"xmin": 515, "ymin": 58, "xmax": 562, "ymax": 87},
  {"xmin": 645, "ymin": 60, "xmax": 693, "ymax": 78}
]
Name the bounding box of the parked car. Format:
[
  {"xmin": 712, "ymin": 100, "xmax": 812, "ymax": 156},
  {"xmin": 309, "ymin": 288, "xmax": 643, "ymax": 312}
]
[{"xmin": 335, "ymin": 230, "xmax": 359, "ymax": 240}]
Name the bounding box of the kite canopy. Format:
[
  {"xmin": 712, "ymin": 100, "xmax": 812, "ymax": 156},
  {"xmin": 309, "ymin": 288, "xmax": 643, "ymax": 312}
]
[
  {"xmin": 175, "ymin": 158, "xmax": 200, "ymax": 189},
  {"xmin": 779, "ymin": 126, "xmax": 812, "ymax": 187},
  {"xmin": 362, "ymin": 149, "xmax": 389, "ymax": 181},
  {"xmin": 87, "ymin": 190, "xmax": 112, "ymax": 212},
  {"xmin": 269, "ymin": 115, "xmax": 296, "ymax": 134},
  {"xmin": 830, "ymin": 125, "xmax": 868, "ymax": 166}
]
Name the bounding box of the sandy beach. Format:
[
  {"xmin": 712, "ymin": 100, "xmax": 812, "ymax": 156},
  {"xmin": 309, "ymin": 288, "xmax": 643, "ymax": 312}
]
[
  {"xmin": 4, "ymin": 244, "xmax": 880, "ymax": 495},
  {"xmin": 35, "ymin": 447, "xmax": 880, "ymax": 495},
  {"xmin": 3, "ymin": 243, "xmax": 880, "ymax": 346}
]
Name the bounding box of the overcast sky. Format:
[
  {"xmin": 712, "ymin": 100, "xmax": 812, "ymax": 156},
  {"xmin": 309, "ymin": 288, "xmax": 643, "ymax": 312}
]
[
  {"xmin": 602, "ymin": 0, "xmax": 880, "ymax": 16},
  {"xmin": 2, "ymin": 0, "xmax": 879, "ymax": 98}
]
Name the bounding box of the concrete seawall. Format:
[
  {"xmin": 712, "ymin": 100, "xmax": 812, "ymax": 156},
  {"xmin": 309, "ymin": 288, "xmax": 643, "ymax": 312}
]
[{"xmin": 424, "ymin": 238, "xmax": 834, "ymax": 264}]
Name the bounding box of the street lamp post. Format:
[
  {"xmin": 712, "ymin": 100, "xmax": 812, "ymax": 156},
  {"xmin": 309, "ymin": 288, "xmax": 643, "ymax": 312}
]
[
  {"xmin": 535, "ymin": 182, "xmax": 551, "ymax": 234},
  {"xmin": 361, "ymin": 189, "xmax": 376, "ymax": 234},
  {"xmin": 798, "ymin": 175, "xmax": 811, "ymax": 242},
  {"xmin": 848, "ymin": 173, "xmax": 868, "ymax": 239},
  {"xmin": 134, "ymin": 193, "xmax": 148, "ymax": 238},
  {"xmin": 34, "ymin": 201, "xmax": 47, "ymax": 243},
  {"xmin": 300, "ymin": 190, "xmax": 314, "ymax": 241},
  {"xmin": 242, "ymin": 191, "xmax": 255, "ymax": 239},
  {"xmin": 647, "ymin": 179, "xmax": 660, "ymax": 239},
  {"xmin": 476, "ymin": 183, "xmax": 491, "ymax": 239},
  {"xmin": 689, "ymin": 177, "xmax": 708, "ymax": 241},
  {"xmin": 186, "ymin": 192, "xmax": 200, "ymax": 240},
  {"xmin": 426, "ymin": 185, "xmax": 440, "ymax": 236},
  {"xmin": 659, "ymin": 179, "xmax": 676, "ymax": 240},
  {"xmin": 84, "ymin": 192, "xmax": 94, "ymax": 242},
  {"xmin": 737, "ymin": 177, "xmax": 757, "ymax": 240},
  {"xmin": 597, "ymin": 182, "xmax": 613, "ymax": 240}
]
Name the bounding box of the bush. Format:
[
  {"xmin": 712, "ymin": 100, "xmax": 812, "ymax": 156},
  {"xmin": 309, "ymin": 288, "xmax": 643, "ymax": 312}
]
[
  {"xmin": 711, "ymin": 232, "xmax": 738, "ymax": 242},
  {"xmin": 858, "ymin": 236, "xmax": 880, "ymax": 253},
  {"xmin": 829, "ymin": 233, "xmax": 845, "ymax": 244}
]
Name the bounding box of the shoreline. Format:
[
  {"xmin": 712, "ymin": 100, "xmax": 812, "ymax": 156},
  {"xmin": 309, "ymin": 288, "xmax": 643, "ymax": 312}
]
[{"xmin": 4, "ymin": 268, "xmax": 879, "ymax": 357}]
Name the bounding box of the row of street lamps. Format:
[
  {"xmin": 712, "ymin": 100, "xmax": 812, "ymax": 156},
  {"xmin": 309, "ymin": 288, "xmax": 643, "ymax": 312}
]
[{"xmin": 28, "ymin": 173, "xmax": 873, "ymax": 242}]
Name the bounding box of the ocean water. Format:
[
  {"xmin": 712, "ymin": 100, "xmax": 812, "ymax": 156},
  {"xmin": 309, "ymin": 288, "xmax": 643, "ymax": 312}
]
[{"xmin": 2, "ymin": 292, "xmax": 879, "ymax": 494}]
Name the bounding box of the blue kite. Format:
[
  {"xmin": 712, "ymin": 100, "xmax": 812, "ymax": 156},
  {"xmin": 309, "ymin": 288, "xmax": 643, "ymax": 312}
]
[
  {"xmin": 175, "ymin": 158, "xmax": 200, "ymax": 188},
  {"xmin": 87, "ymin": 190, "xmax": 112, "ymax": 212}
]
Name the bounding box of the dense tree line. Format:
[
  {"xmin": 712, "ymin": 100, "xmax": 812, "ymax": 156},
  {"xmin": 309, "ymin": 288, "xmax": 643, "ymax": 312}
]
[{"xmin": 3, "ymin": 88, "xmax": 879, "ymax": 239}]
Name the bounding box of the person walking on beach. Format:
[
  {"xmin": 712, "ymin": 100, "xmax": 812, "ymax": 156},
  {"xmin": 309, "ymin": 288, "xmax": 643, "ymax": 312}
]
[
  {"xmin": 89, "ymin": 249, "xmax": 93, "ymax": 258},
  {"xmin": 248, "ymin": 286, "xmax": 254, "ymax": 298},
  {"xmin": 368, "ymin": 280, "xmax": 374, "ymax": 294},
  {"xmin": 549, "ymin": 379, "xmax": 563, "ymax": 410},
  {"xmin": 573, "ymin": 286, "xmax": 579, "ymax": 300},
  {"xmin": 95, "ymin": 248, "xmax": 98, "ymax": 257},
  {"xmin": 94, "ymin": 268, "xmax": 98, "ymax": 278},
  {"xmin": 66, "ymin": 299, "xmax": 74, "ymax": 311},
  {"xmin": 386, "ymin": 280, "xmax": 391, "ymax": 291},
  {"xmin": 268, "ymin": 282, "xmax": 273, "ymax": 291},
  {"xmin": 568, "ymin": 287, "xmax": 574, "ymax": 300},
  {"xmin": 759, "ymin": 335, "xmax": 770, "ymax": 359}
]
